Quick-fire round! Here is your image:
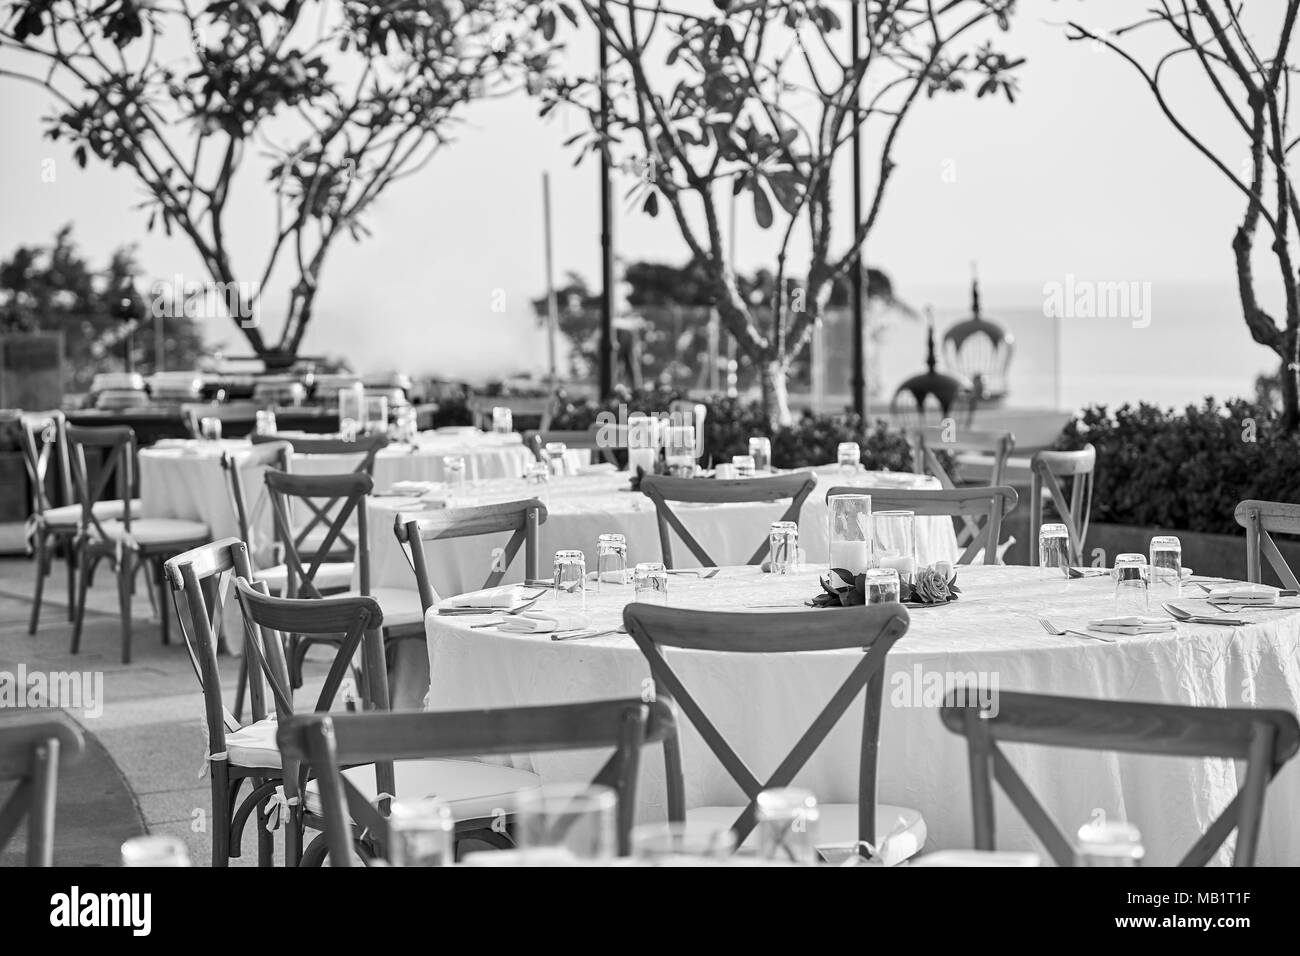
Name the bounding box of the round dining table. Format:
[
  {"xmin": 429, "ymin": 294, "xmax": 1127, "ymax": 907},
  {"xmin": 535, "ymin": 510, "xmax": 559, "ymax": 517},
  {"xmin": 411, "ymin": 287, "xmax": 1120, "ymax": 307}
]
[{"xmin": 421, "ymin": 564, "xmax": 1300, "ymax": 865}]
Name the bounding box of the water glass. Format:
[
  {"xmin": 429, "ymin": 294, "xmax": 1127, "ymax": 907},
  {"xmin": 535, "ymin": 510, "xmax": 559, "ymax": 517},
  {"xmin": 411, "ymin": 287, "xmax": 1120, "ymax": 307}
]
[
  {"xmin": 492, "ymin": 405, "xmax": 513, "ymax": 434},
  {"xmin": 631, "ymin": 822, "xmax": 737, "ymax": 862},
  {"xmin": 200, "ymin": 417, "xmax": 222, "ymax": 443},
  {"xmin": 545, "ymin": 441, "xmax": 569, "ymax": 477},
  {"xmin": 388, "ymin": 798, "xmax": 454, "ymax": 867},
  {"xmin": 337, "ymin": 381, "xmax": 364, "ymax": 426},
  {"xmin": 1077, "ymin": 820, "xmax": 1144, "ymax": 867},
  {"xmin": 865, "ymin": 567, "xmax": 901, "ymax": 604},
  {"xmin": 1113, "ymin": 553, "xmax": 1149, "ymax": 613},
  {"xmin": 1149, "ymin": 535, "xmax": 1182, "ymax": 596},
  {"xmin": 363, "ymin": 395, "xmax": 389, "ymax": 436},
  {"xmin": 665, "ymin": 425, "xmax": 696, "ymax": 477},
  {"xmin": 596, "ymin": 533, "xmax": 627, "ymax": 589},
  {"xmin": 768, "ymin": 521, "xmax": 799, "ymax": 574},
  {"xmin": 633, "ymin": 561, "xmax": 668, "ymax": 605},
  {"xmin": 339, "ymin": 418, "xmax": 360, "ymax": 442},
  {"xmin": 873, "ymin": 510, "xmax": 916, "ymax": 583},
  {"xmin": 837, "ymin": 441, "xmax": 861, "ymax": 474},
  {"xmin": 254, "ymin": 409, "xmax": 278, "ymax": 436},
  {"xmin": 732, "ymin": 455, "xmax": 756, "ymax": 478},
  {"xmin": 627, "ymin": 413, "xmax": 659, "ymax": 475},
  {"xmin": 515, "ymin": 784, "xmax": 617, "ymax": 862},
  {"xmin": 756, "ymin": 788, "xmax": 820, "ymax": 865},
  {"xmin": 1038, "ymin": 522, "xmax": 1071, "ymax": 579},
  {"xmin": 121, "ymin": 835, "xmax": 190, "ymax": 867},
  {"xmin": 553, "ymin": 549, "xmax": 588, "ymax": 610},
  {"xmin": 748, "ymin": 437, "xmax": 772, "ymax": 473},
  {"xmin": 442, "ymin": 455, "xmax": 467, "ymax": 493},
  {"xmin": 394, "ymin": 406, "xmax": 417, "ymax": 442},
  {"xmin": 827, "ymin": 494, "xmax": 872, "ymax": 574},
  {"xmin": 524, "ymin": 460, "xmax": 550, "ymax": 506}
]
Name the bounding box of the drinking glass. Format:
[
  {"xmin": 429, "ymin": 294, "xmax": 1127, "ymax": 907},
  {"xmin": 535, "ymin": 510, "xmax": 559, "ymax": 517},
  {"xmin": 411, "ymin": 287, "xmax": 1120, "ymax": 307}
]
[
  {"xmin": 714, "ymin": 463, "xmax": 737, "ymax": 480},
  {"xmin": 442, "ymin": 455, "xmax": 467, "ymax": 494},
  {"xmin": 121, "ymin": 835, "xmax": 190, "ymax": 867},
  {"xmin": 756, "ymin": 788, "xmax": 820, "ymax": 865},
  {"xmin": 732, "ymin": 455, "xmax": 756, "ymax": 478},
  {"xmin": 665, "ymin": 425, "xmax": 696, "ymax": 477},
  {"xmin": 200, "ymin": 417, "xmax": 222, "ymax": 443},
  {"xmin": 627, "ymin": 413, "xmax": 659, "ymax": 475},
  {"xmin": 748, "ymin": 436, "xmax": 772, "ymax": 473},
  {"xmin": 255, "ymin": 409, "xmax": 278, "ymax": 436},
  {"xmin": 768, "ymin": 521, "xmax": 799, "ymax": 574},
  {"xmin": 524, "ymin": 460, "xmax": 550, "ymax": 507},
  {"xmin": 1076, "ymin": 820, "xmax": 1144, "ymax": 867},
  {"xmin": 339, "ymin": 418, "xmax": 359, "ymax": 442},
  {"xmin": 492, "ymin": 406, "xmax": 513, "ymax": 434},
  {"xmin": 515, "ymin": 784, "xmax": 617, "ymax": 862},
  {"xmin": 631, "ymin": 822, "xmax": 737, "ymax": 862},
  {"xmin": 1149, "ymin": 535, "xmax": 1182, "ymax": 597},
  {"xmin": 1038, "ymin": 522, "xmax": 1071, "ymax": 579},
  {"xmin": 596, "ymin": 533, "xmax": 628, "ymax": 589},
  {"xmin": 1113, "ymin": 553, "xmax": 1149, "ymax": 613},
  {"xmin": 337, "ymin": 381, "xmax": 363, "ymax": 426},
  {"xmin": 388, "ymin": 798, "xmax": 454, "ymax": 867},
  {"xmin": 837, "ymin": 441, "xmax": 861, "ymax": 474},
  {"xmin": 394, "ymin": 406, "xmax": 417, "ymax": 443},
  {"xmin": 553, "ymin": 550, "xmax": 588, "ymax": 611},
  {"xmin": 865, "ymin": 568, "xmax": 901, "ymax": 604},
  {"xmin": 363, "ymin": 395, "xmax": 389, "ymax": 436},
  {"xmin": 827, "ymin": 494, "xmax": 872, "ymax": 575},
  {"xmin": 873, "ymin": 510, "xmax": 916, "ymax": 583},
  {"xmin": 545, "ymin": 441, "xmax": 569, "ymax": 478},
  {"xmin": 634, "ymin": 561, "xmax": 668, "ymax": 605}
]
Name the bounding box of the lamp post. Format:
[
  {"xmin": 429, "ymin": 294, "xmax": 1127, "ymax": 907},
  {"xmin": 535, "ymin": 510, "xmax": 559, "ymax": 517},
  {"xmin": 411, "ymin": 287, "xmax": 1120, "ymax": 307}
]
[
  {"xmin": 850, "ymin": 1, "xmax": 866, "ymax": 418},
  {"xmin": 597, "ymin": 0, "xmax": 615, "ymax": 400}
]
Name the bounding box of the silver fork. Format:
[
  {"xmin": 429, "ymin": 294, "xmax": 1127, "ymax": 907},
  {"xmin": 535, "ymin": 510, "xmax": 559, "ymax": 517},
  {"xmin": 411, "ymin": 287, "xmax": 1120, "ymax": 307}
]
[{"xmin": 1038, "ymin": 617, "xmax": 1115, "ymax": 644}]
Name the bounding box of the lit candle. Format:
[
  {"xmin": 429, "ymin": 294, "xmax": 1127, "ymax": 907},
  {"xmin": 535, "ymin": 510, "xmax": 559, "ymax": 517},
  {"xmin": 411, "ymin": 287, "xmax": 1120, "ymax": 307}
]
[
  {"xmin": 876, "ymin": 553, "xmax": 916, "ymax": 579},
  {"xmin": 829, "ymin": 540, "xmax": 872, "ymax": 575}
]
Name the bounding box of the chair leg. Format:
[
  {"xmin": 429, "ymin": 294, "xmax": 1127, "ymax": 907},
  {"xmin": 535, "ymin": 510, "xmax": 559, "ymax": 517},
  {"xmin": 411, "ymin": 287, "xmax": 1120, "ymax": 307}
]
[
  {"xmin": 70, "ymin": 547, "xmax": 92, "ymax": 655},
  {"xmin": 117, "ymin": 550, "xmax": 135, "ymax": 665},
  {"xmin": 28, "ymin": 532, "xmax": 48, "ymax": 636},
  {"xmin": 155, "ymin": 557, "xmax": 171, "ymax": 646},
  {"xmin": 65, "ymin": 542, "xmax": 76, "ymax": 622},
  {"xmin": 255, "ymin": 790, "xmax": 274, "ymax": 867},
  {"xmin": 211, "ymin": 763, "xmax": 231, "ymax": 868}
]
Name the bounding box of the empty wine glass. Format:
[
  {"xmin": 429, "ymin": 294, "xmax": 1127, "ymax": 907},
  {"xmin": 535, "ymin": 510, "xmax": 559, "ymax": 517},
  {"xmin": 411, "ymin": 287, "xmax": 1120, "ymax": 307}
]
[
  {"xmin": 1149, "ymin": 535, "xmax": 1182, "ymax": 596},
  {"xmin": 1113, "ymin": 553, "xmax": 1149, "ymax": 613},
  {"xmin": 515, "ymin": 784, "xmax": 617, "ymax": 862},
  {"xmin": 596, "ymin": 533, "xmax": 627, "ymax": 589}
]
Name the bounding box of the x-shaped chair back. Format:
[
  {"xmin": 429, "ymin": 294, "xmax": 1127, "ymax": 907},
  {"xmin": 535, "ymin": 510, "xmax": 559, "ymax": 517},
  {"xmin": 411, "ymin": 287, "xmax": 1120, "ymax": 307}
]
[
  {"xmin": 1234, "ymin": 499, "xmax": 1300, "ymax": 590},
  {"xmin": 639, "ymin": 471, "xmax": 818, "ymax": 568},
  {"xmin": 941, "ymin": 690, "xmax": 1300, "ymax": 866},
  {"xmin": 264, "ymin": 469, "xmax": 372, "ymax": 599},
  {"xmin": 220, "ymin": 442, "xmax": 291, "ymax": 560},
  {"xmin": 276, "ymin": 698, "xmax": 680, "ymax": 865},
  {"xmin": 824, "ymin": 485, "xmax": 1019, "ymax": 566},
  {"xmin": 18, "ymin": 410, "xmax": 71, "ymax": 517},
  {"xmin": 910, "ymin": 425, "xmax": 1015, "ymax": 488},
  {"xmin": 394, "ymin": 498, "xmax": 548, "ymax": 611},
  {"xmin": 251, "ymin": 431, "xmax": 388, "ymax": 477},
  {"xmin": 623, "ymin": 602, "xmax": 910, "ymax": 847},
  {"xmin": 182, "ymin": 401, "xmax": 260, "ymax": 440},
  {"xmin": 1029, "ymin": 444, "xmax": 1095, "ymax": 567},
  {"xmin": 64, "ymin": 424, "xmax": 137, "ymax": 540},
  {"xmin": 0, "ymin": 714, "xmax": 85, "ymax": 866}
]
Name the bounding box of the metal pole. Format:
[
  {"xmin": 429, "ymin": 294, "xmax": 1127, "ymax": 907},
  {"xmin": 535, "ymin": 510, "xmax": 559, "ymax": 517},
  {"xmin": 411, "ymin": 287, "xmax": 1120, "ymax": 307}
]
[
  {"xmin": 598, "ymin": 0, "xmax": 615, "ymax": 400},
  {"xmin": 542, "ymin": 172, "xmax": 559, "ymax": 387},
  {"xmin": 850, "ymin": 1, "xmax": 865, "ymax": 418},
  {"xmin": 154, "ymin": 311, "xmax": 164, "ymax": 373}
]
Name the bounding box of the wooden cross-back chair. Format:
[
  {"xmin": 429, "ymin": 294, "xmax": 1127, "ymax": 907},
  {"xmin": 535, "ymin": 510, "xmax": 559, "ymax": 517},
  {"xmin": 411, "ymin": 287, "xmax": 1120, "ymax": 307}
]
[
  {"xmin": 910, "ymin": 425, "xmax": 1016, "ymax": 489},
  {"xmin": 1028, "ymin": 445, "xmax": 1096, "ymax": 568},
  {"xmin": 940, "ymin": 690, "xmax": 1300, "ymax": 867},
  {"xmin": 622, "ymin": 602, "xmax": 924, "ymax": 862},
  {"xmin": 1234, "ymin": 499, "xmax": 1300, "ymax": 590},
  {"xmin": 0, "ymin": 713, "xmax": 84, "ymax": 866},
  {"xmin": 523, "ymin": 427, "xmax": 619, "ymax": 467},
  {"xmin": 19, "ymin": 410, "xmax": 80, "ymax": 634},
  {"xmin": 469, "ymin": 395, "xmax": 554, "ymax": 432},
  {"xmin": 639, "ymin": 472, "xmax": 818, "ymax": 569},
  {"xmin": 251, "ymin": 431, "xmax": 389, "ymax": 477},
  {"xmin": 275, "ymin": 698, "xmax": 682, "ymax": 866},
  {"xmin": 394, "ymin": 498, "xmax": 548, "ymax": 612},
  {"xmin": 824, "ymin": 485, "xmax": 1019, "ymax": 566},
  {"xmin": 181, "ymin": 401, "xmax": 260, "ymax": 440},
  {"xmin": 66, "ymin": 424, "xmax": 209, "ymax": 663},
  {"xmin": 163, "ymin": 538, "xmax": 284, "ymax": 866}
]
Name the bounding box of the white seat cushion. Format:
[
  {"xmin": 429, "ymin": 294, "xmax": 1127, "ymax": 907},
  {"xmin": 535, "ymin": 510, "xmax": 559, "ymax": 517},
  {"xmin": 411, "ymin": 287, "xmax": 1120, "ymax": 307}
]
[
  {"xmin": 96, "ymin": 517, "xmax": 210, "ymax": 547},
  {"xmin": 305, "ymin": 759, "xmax": 540, "ymax": 822},
  {"xmin": 330, "ymin": 587, "xmax": 426, "ymax": 628},
  {"xmin": 255, "ymin": 562, "xmax": 355, "ymax": 594},
  {"xmin": 41, "ymin": 498, "xmax": 142, "ymax": 527},
  {"xmin": 687, "ymin": 803, "xmax": 926, "ymax": 866},
  {"xmin": 224, "ymin": 717, "xmax": 282, "ymax": 770}
]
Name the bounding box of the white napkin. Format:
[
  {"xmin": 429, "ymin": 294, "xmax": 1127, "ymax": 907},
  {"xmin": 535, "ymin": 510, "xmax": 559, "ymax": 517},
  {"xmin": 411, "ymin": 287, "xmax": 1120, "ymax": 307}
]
[
  {"xmin": 576, "ymin": 463, "xmax": 618, "ymax": 476},
  {"xmin": 495, "ymin": 611, "xmax": 593, "ymax": 634},
  {"xmin": 1206, "ymin": 584, "xmax": 1279, "ymax": 605},
  {"xmin": 1087, "ymin": 615, "xmax": 1177, "ymax": 635},
  {"xmin": 388, "ymin": 480, "xmax": 437, "ymax": 496},
  {"xmin": 438, "ymin": 586, "xmax": 522, "ymax": 611}
]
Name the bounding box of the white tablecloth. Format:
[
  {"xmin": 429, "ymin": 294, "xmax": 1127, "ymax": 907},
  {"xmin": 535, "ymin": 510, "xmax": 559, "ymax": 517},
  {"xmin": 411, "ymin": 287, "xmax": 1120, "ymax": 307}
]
[
  {"xmin": 367, "ymin": 468, "xmax": 961, "ymax": 598},
  {"xmin": 423, "ymin": 565, "xmax": 1300, "ymax": 865}
]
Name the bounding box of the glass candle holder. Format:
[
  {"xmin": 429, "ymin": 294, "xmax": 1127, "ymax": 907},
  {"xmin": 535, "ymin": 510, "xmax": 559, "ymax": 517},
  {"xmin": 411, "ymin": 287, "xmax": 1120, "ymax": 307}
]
[
  {"xmin": 748, "ymin": 436, "xmax": 772, "ymax": 473},
  {"xmin": 363, "ymin": 395, "xmax": 389, "ymax": 436},
  {"xmin": 828, "ymin": 494, "xmax": 872, "ymax": 575},
  {"xmin": 732, "ymin": 455, "xmax": 756, "ymax": 478},
  {"xmin": 837, "ymin": 441, "xmax": 861, "ymax": 474},
  {"xmin": 665, "ymin": 426, "xmax": 696, "ymax": 477},
  {"xmin": 768, "ymin": 521, "xmax": 799, "ymax": 574},
  {"xmin": 873, "ymin": 510, "xmax": 916, "ymax": 584},
  {"xmin": 865, "ymin": 567, "xmax": 901, "ymax": 604},
  {"xmin": 1077, "ymin": 820, "xmax": 1144, "ymax": 867}
]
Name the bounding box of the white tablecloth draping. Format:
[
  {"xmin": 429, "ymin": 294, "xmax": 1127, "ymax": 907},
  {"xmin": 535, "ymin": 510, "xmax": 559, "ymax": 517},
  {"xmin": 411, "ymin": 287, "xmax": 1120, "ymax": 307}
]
[
  {"xmin": 423, "ymin": 565, "xmax": 1300, "ymax": 865},
  {"xmin": 366, "ymin": 467, "xmax": 961, "ymax": 599}
]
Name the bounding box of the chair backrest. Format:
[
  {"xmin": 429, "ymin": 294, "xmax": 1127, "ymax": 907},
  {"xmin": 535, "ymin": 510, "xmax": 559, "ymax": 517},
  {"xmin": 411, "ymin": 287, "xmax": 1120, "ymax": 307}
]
[
  {"xmin": 0, "ymin": 713, "xmax": 85, "ymax": 866},
  {"xmin": 639, "ymin": 471, "xmax": 818, "ymax": 568},
  {"xmin": 523, "ymin": 428, "xmax": 618, "ymax": 467},
  {"xmin": 18, "ymin": 410, "xmax": 72, "ymax": 516},
  {"xmin": 1234, "ymin": 499, "xmax": 1300, "ymax": 590},
  {"xmin": 163, "ymin": 538, "xmax": 267, "ymax": 753},
  {"xmin": 181, "ymin": 401, "xmax": 259, "ymax": 439},
  {"xmin": 393, "ymin": 498, "xmax": 548, "ymax": 611},
  {"xmin": 910, "ymin": 425, "xmax": 1015, "ymax": 488},
  {"xmin": 824, "ymin": 484, "xmax": 1019, "ymax": 566},
  {"xmin": 264, "ymin": 469, "xmax": 373, "ymax": 598},
  {"xmin": 623, "ymin": 602, "xmax": 910, "ymax": 848},
  {"xmin": 275, "ymin": 698, "xmax": 679, "ymax": 865},
  {"xmin": 1029, "ymin": 444, "xmax": 1096, "ymax": 567},
  {"xmin": 64, "ymin": 424, "xmax": 137, "ymax": 536},
  {"xmin": 220, "ymin": 441, "xmax": 292, "ymax": 555},
  {"xmin": 468, "ymin": 395, "xmax": 554, "ymax": 431},
  {"xmin": 252, "ymin": 431, "xmax": 388, "ymax": 476},
  {"xmin": 940, "ymin": 690, "xmax": 1300, "ymax": 866}
]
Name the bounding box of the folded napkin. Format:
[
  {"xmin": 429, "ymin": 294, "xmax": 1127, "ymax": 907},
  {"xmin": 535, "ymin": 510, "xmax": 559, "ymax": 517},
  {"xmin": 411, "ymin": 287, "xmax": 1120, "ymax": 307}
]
[
  {"xmin": 1087, "ymin": 615, "xmax": 1178, "ymax": 635},
  {"xmin": 495, "ymin": 611, "xmax": 592, "ymax": 634},
  {"xmin": 438, "ymin": 586, "xmax": 522, "ymax": 611},
  {"xmin": 1206, "ymin": 584, "xmax": 1280, "ymax": 605},
  {"xmin": 387, "ymin": 480, "xmax": 437, "ymax": 496}
]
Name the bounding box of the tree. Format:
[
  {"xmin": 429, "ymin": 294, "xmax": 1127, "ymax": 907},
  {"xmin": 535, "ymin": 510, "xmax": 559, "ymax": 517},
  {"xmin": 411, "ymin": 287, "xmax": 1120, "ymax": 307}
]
[
  {"xmin": 542, "ymin": 0, "xmax": 1021, "ymax": 422},
  {"xmin": 1067, "ymin": 3, "xmax": 1300, "ymax": 430},
  {"xmin": 1, "ymin": 0, "xmax": 552, "ymax": 367}
]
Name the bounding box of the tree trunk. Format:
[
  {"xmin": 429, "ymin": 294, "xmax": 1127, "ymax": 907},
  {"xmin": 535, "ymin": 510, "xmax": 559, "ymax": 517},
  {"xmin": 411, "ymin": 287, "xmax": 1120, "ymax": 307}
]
[
  {"xmin": 761, "ymin": 358, "xmax": 793, "ymax": 427},
  {"xmin": 1281, "ymin": 335, "xmax": 1300, "ymax": 432}
]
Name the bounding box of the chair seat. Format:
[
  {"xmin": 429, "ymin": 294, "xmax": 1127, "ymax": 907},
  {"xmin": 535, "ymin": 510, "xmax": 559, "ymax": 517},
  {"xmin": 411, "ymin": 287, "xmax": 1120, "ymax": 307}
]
[
  {"xmin": 95, "ymin": 518, "xmax": 210, "ymax": 548},
  {"xmin": 255, "ymin": 562, "xmax": 355, "ymax": 595},
  {"xmin": 305, "ymin": 759, "xmax": 541, "ymax": 822},
  {"xmin": 331, "ymin": 587, "xmax": 426, "ymax": 628},
  {"xmin": 41, "ymin": 499, "xmax": 143, "ymax": 527},
  {"xmin": 224, "ymin": 718, "xmax": 282, "ymax": 770},
  {"xmin": 687, "ymin": 802, "xmax": 926, "ymax": 866}
]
